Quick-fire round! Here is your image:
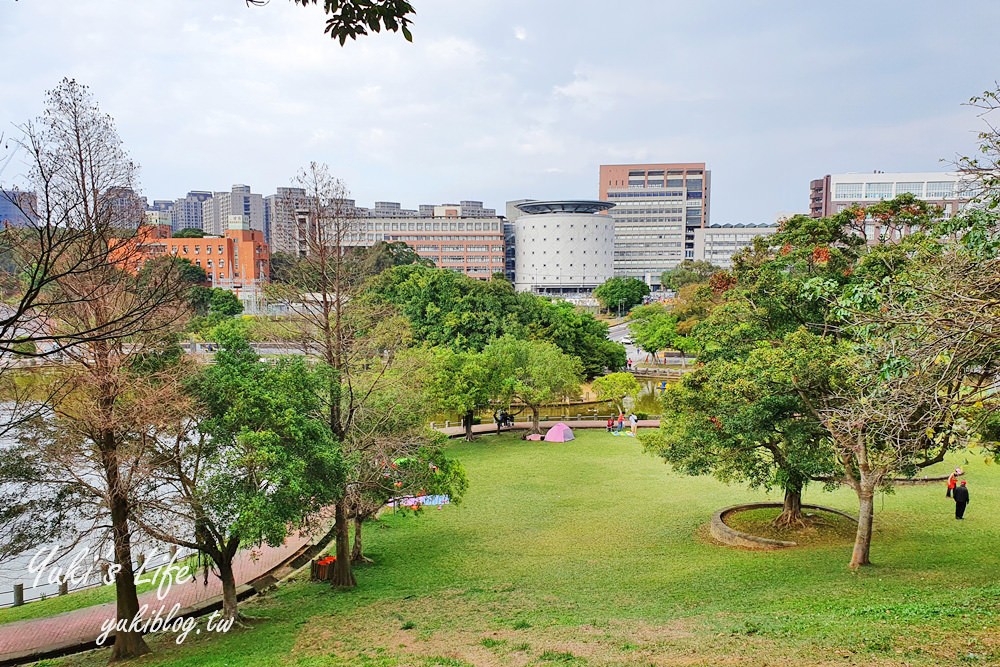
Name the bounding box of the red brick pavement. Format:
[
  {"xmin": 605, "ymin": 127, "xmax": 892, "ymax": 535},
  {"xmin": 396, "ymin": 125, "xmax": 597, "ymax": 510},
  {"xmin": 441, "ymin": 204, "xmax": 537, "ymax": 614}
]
[{"xmin": 0, "ymin": 525, "xmax": 326, "ymax": 664}]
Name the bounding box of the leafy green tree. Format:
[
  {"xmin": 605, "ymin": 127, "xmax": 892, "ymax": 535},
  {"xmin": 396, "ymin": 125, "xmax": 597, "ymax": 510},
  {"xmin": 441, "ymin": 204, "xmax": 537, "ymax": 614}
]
[
  {"xmin": 660, "ymin": 260, "xmax": 719, "ymax": 291},
  {"xmin": 352, "ymin": 240, "xmax": 434, "ymax": 274},
  {"xmin": 628, "ymin": 303, "xmax": 684, "ymax": 361},
  {"xmin": 210, "ymin": 288, "xmax": 244, "ymax": 316},
  {"xmin": 483, "ymin": 336, "xmax": 583, "ymax": 433},
  {"xmin": 642, "ymin": 340, "xmax": 836, "ymax": 526},
  {"xmin": 366, "ymin": 265, "xmax": 623, "ymax": 377},
  {"xmin": 591, "ymin": 372, "xmax": 641, "ymax": 414},
  {"xmin": 141, "ymin": 323, "xmax": 342, "ymax": 620},
  {"xmin": 172, "ymin": 228, "xmax": 206, "ymax": 238},
  {"xmin": 593, "ymin": 277, "xmax": 650, "ymax": 315},
  {"xmin": 429, "ymin": 347, "xmax": 492, "ymax": 441}
]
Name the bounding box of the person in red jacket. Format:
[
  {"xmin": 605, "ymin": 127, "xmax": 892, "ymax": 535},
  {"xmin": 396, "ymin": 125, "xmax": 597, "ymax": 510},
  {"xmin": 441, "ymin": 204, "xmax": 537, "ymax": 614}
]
[{"xmin": 946, "ymin": 467, "xmax": 962, "ymax": 497}]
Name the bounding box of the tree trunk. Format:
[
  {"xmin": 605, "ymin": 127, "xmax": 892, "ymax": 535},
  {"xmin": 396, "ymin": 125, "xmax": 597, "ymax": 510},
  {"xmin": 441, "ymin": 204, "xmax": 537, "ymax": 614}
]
[
  {"xmin": 108, "ymin": 486, "xmax": 150, "ymax": 661},
  {"xmin": 330, "ymin": 498, "xmax": 356, "ymax": 588},
  {"xmin": 351, "ymin": 515, "xmax": 372, "ymax": 563},
  {"xmin": 530, "ymin": 406, "xmax": 540, "ymax": 434},
  {"xmin": 217, "ymin": 558, "xmax": 239, "ymax": 622},
  {"xmin": 464, "ymin": 409, "xmax": 475, "ymax": 441},
  {"xmin": 850, "ymin": 490, "xmax": 875, "ymax": 568},
  {"xmin": 772, "ymin": 486, "xmax": 804, "ymax": 528}
]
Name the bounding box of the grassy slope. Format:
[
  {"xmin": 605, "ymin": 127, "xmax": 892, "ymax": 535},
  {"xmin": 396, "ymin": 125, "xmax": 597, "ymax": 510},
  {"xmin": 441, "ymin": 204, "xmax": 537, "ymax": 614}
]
[{"xmin": 44, "ymin": 430, "xmax": 1000, "ymax": 666}]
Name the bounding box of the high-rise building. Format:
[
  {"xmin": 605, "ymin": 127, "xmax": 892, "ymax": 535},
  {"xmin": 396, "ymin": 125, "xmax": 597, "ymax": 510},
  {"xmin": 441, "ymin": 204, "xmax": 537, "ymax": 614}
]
[
  {"xmin": 504, "ymin": 199, "xmax": 532, "ymax": 283},
  {"xmin": 0, "ymin": 189, "xmax": 38, "ymax": 227},
  {"xmin": 599, "ymin": 162, "xmax": 711, "ymax": 286},
  {"xmin": 172, "ymin": 191, "xmax": 213, "ymax": 233},
  {"xmin": 264, "ymin": 187, "xmax": 309, "ymax": 255},
  {"xmin": 809, "ymin": 171, "xmax": 971, "ymax": 219},
  {"xmin": 202, "ymin": 185, "xmax": 264, "ymax": 236}
]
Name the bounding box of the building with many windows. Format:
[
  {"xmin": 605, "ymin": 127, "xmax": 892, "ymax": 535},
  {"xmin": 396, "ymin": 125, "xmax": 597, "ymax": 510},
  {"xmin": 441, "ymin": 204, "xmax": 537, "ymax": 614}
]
[
  {"xmin": 202, "ymin": 185, "xmax": 264, "ymax": 236},
  {"xmin": 512, "ymin": 200, "xmax": 615, "ymax": 295},
  {"xmin": 809, "ymin": 172, "xmax": 971, "ymax": 218},
  {"xmin": 113, "ymin": 221, "xmax": 270, "ymax": 295},
  {"xmin": 171, "ymin": 191, "xmax": 213, "ymax": 233},
  {"xmin": 599, "ymin": 162, "xmax": 710, "ymax": 287},
  {"xmin": 693, "ymin": 223, "xmax": 779, "ymax": 269}
]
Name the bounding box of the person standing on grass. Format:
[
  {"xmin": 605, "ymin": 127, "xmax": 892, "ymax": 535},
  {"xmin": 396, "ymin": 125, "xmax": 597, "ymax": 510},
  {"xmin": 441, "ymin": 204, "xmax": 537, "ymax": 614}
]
[
  {"xmin": 628, "ymin": 413, "xmax": 638, "ymax": 436},
  {"xmin": 617, "ymin": 412, "xmax": 625, "ymax": 433},
  {"xmin": 947, "ymin": 467, "xmax": 962, "ymax": 497},
  {"xmin": 953, "ymin": 480, "xmax": 970, "ymax": 519}
]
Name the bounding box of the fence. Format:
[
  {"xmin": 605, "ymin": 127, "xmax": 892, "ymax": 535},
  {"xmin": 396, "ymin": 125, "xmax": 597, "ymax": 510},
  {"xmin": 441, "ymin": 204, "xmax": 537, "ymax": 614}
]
[{"xmin": 0, "ymin": 545, "xmax": 194, "ymax": 609}]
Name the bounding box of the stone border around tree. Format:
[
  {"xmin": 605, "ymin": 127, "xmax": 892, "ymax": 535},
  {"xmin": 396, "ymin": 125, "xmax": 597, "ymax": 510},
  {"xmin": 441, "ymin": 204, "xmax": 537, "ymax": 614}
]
[{"xmin": 710, "ymin": 503, "xmax": 858, "ymax": 550}]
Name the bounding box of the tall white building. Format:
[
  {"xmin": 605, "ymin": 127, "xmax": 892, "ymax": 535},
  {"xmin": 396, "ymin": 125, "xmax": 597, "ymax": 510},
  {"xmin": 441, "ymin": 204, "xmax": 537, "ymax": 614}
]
[
  {"xmin": 203, "ymin": 185, "xmax": 264, "ymax": 236},
  {"xmin": 171, "ymin": 191, "xmax": 212, "ymax": 233},
  {"xmin": 513, "ymin": 200, "xmax": 615, "ymax": 295}
]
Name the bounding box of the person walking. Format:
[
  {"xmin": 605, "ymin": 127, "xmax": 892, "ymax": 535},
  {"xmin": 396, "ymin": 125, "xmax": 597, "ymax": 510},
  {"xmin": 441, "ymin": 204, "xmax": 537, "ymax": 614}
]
[
  {"xmin": 946, "ymin": 467, "xmax": 962, "ymax": 497},
  {"xmin": 628, "ymin": 412, "xmax": 638, "ymax": 436},
  {"xmin": 627, "ymin": 358, "xmax": 633, "ymax": 371},
  {"xmin": 953, "ymin": 480, "xmax": 970, "ymax": 519}
]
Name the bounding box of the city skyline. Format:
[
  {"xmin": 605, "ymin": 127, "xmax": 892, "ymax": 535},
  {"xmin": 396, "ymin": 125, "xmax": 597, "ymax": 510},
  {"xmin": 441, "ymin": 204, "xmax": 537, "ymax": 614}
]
[{"xmin": 1, "ymin": 2, "xmax": 996, "ymax": 222}]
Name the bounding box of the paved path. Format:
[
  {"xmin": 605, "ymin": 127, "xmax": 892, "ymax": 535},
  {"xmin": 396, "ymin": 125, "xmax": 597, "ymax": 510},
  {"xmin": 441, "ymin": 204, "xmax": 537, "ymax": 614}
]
[{"xmin": 0, "ymin": 521, "xmax": 329, "ymax": 665}]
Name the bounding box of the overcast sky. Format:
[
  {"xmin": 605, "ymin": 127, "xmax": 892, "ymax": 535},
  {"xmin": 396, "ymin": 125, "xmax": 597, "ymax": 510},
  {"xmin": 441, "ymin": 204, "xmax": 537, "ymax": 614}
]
[{"xmin": 1, "ymin": 1, "xmax": 996, "ymax": 221}]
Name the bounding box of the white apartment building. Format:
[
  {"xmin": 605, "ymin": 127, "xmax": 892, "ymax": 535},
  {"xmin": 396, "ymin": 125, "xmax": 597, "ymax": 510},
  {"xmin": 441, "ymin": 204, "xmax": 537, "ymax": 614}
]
[
  {"xmin": 203, "ymin": 185, "xmax": 264, "ymax": 236},
  {"xmin": 693, "ymin": 223, "xmax": 779, "ymax": 269}
]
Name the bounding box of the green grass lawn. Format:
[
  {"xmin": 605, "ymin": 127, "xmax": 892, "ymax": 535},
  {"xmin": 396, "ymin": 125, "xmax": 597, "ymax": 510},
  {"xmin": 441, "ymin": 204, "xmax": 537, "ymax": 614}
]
[{"xmin": 42, "ymin": 430, "xmax": 1000, "ymax": 666}]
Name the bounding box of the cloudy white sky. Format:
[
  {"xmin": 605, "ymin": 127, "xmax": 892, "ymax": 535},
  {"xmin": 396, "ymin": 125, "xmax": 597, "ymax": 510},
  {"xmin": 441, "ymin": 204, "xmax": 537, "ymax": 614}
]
[{"xmin": 1, "ymin": 1, "xmax": 996, "ymax": 221}]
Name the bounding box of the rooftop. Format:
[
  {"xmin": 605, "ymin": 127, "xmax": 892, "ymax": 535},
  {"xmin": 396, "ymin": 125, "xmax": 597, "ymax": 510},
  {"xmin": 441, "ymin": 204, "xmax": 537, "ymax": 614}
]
[{"xmin": 515, "ymin": 200, "xmax": 615, "ymax": 215}]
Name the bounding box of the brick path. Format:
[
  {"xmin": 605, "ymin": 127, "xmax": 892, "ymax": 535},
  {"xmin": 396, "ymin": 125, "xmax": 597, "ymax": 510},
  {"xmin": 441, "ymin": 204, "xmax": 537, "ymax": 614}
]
[{"xmin": 0, "ymin": 522, "xmax": 328, "ymax": 665}]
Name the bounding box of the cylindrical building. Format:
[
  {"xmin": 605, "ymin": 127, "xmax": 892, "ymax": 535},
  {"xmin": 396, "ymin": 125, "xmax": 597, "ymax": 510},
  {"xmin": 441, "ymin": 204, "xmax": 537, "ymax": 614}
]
[{"xmin": 513, "ymin": 200, "xmax": 615, "ymax": 295}]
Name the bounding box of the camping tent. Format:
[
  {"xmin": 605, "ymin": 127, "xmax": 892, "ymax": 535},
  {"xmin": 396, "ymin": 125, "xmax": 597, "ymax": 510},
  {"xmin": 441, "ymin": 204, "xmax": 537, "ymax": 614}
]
[{"xmin": 544, "ymin": 422, "xmax": 575, "ymax": 442}]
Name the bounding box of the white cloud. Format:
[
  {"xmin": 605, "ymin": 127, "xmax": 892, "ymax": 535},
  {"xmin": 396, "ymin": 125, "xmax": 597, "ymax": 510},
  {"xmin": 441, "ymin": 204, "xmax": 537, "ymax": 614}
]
[{"xmin": 513, "ymin": 26, "xmax": 527, "ymax": 41}]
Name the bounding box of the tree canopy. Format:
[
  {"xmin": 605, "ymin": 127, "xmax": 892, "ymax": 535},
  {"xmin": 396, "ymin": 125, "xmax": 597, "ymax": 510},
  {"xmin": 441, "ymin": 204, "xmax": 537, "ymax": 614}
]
[
  {"xmin": 278, "ymin": 0, "xmax": 416, "ymax": 44},
  {"xmin": 660, "ymin": 260, "xmax": 719, "ymax": 291},
  {"xmin": 593, "ymin": 276, "xmax": 650, "ymax": 315}
]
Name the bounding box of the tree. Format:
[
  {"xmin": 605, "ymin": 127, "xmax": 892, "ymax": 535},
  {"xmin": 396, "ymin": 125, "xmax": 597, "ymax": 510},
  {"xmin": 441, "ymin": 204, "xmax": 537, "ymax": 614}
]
[
  {"xmin": 593, "ymin": 277, "xmax": 650, "ymax": 315},
  {"xmin": 209, "ymin": 288, "xmax": 244, "ymax": 316},
  {"xmin": 591, "ymin": 372, "xmax": 640, "ymax": 414},
  {"xmin": 483, "ymin": 336, "xmax": 583, "ymax": 433},
  {"xmin": 660, "ymin": 260, "xmax": 719, "ymax": 291},
  {"xmin": 267, "ymin": 162, "xmax": 412, "ymax": 589},
  {"xmin": 172, "ymin": 228, "xmax": 206, "ymax": 238},
  {"xmin": 342, "ymin": 348, "xmax": 467, "ymax": 561},
  {"xmin": 351, "ymin": 240, "xmax": 434, "ymax": 275},
  {"xmin": 628, "ymin": 303, "xmax": 680, "ymax": 362},
  {"xmin": 139, "ymin": 323, "xmax": 342, "ymax": 621},
  {"xmin": 429, "ymin": 347, "xmax": 491, "ymax": 441},
  {"xmin": 0, "ymin": 79, "xmax": 193, "ymax": 661},
  {"xmin": 642, "ymin": 336, "xmax": 836, "ymax": 527},
  {"xmin": 285, "ymin": 0, "xmax": 415, "ymax": 44}
]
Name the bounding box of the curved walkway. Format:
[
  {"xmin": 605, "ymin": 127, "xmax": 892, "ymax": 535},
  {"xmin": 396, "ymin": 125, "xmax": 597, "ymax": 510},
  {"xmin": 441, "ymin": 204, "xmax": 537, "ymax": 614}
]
[
  {"xmin": 0, "ymin": 518, "xmax": 332, "ymax": 666},
  {"xmin": 439, "ymin": 419, "xmax": 660, "ymax": 438}
]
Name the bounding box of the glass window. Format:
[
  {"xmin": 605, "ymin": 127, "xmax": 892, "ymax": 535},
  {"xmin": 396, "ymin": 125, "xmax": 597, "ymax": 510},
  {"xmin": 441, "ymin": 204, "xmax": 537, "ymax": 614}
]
[
  {"xmin": 895, "ymin": 182, "xmax": 923, "ymax": 196},
  {"xmin": 865, "ymin": 182, "xmax": 892, "ymax": 200},
  {"xmin": 926, "ymin": 181, "xmax": 955, "ymax": 198},
  {"xmin": 833, "ymin": 183, "xmax": 863, "ymax": 200}
]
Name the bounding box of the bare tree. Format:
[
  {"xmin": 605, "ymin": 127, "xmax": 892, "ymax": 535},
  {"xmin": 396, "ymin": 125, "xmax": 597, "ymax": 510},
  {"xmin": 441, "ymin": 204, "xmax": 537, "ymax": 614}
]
[
  {"xmin": 0, "ymin": 79, "xmax": 192, "ymax": 661},
  {"xmin": 268, "ymin": 162, "xmax": 410, "ymax": 588}
]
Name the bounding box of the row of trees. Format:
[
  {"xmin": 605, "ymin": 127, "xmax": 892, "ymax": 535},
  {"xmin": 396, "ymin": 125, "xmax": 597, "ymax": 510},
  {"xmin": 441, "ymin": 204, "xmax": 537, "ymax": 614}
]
[
  {"xmin": 641, "ymin": 190, "xmax": 1000, "ymax": 567},
  {"xmin": 0, "ymin": 80, "xmax": 468, "ymax": 661}
]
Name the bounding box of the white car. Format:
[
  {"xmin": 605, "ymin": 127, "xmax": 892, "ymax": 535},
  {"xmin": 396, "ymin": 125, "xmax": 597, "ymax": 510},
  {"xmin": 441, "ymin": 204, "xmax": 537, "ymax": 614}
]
[{"xmin": 622, "ymin": 337, "xmax": 633, "ymax": 345}]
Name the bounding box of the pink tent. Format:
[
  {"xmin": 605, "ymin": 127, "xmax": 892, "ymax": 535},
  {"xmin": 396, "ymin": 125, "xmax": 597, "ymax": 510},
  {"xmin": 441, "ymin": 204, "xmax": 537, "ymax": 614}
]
[{"xmin": 544, "ymin": 422, "xmax": 575, "ymax": 442}]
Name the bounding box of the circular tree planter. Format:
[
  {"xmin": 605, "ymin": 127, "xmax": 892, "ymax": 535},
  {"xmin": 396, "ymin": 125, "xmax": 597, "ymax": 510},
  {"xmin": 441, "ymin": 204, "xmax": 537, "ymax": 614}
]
[{"xmin": 710, "ymin": 503, "xmax": 858, "ymax": 550}]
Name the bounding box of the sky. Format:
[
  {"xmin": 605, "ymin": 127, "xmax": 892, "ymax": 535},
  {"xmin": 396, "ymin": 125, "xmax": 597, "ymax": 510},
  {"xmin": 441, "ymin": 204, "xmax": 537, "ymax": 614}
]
[{"xmin": 1, "ymin": 0, "xmax": 997, "ymax": 222}]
